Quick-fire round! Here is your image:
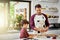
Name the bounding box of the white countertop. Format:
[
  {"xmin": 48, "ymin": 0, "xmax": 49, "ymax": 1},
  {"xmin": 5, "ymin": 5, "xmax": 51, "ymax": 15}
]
[
  {"xmin": 29, "ymin": 29, "xmax": 60, "ymax": 35},
  {"xmin": 0, "ymin": 29, "xmax": 60, "ymax": 40}
]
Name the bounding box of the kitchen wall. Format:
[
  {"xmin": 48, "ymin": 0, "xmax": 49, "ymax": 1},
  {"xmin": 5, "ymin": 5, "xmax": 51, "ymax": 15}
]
[
  {"xmin": 57, "ymin": 0, "xmax": 60, "ymax": 23},
  {"xmin": 24, "ymin": 0, "xmax": 60, "ymax": 23}
]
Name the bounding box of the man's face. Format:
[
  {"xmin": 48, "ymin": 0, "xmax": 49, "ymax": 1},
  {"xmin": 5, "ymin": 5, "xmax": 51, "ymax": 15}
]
[{"xmin": 35, "ymin": 8, "xmax": 41, "ymax": 15}]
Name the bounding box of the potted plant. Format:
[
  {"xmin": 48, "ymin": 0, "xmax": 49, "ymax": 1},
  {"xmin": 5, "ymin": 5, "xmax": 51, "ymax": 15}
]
[{"xmin": 14, "ymin": 14, "xmax": 23, "ymax": 30}]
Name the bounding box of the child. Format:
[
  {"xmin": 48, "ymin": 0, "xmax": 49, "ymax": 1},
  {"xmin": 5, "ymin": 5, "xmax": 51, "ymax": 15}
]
[{"xmin": 20, "ymin": 20, "xmax": 35, "ymax": 39}]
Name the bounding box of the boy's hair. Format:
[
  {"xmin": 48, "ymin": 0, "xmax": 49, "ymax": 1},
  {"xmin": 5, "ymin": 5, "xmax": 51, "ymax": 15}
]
[
  {"xmin": 35, "ymin": 4, "xmax": 41, "ymax": 9},
  {"xmin": 21, "ymin": 20, "xmax": 29, "ymax": 25}
]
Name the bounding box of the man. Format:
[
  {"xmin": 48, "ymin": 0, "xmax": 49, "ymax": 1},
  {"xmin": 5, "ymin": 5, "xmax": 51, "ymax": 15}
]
[{"xmin": 30, "ymin": 4, "xmax": 49, "ymax": 33}]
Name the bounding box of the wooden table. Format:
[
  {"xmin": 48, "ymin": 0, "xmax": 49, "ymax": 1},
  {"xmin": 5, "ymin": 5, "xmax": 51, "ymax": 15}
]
[{"xmin": 27, "ymin": 33, "xmax": 58, "ymax": 40}]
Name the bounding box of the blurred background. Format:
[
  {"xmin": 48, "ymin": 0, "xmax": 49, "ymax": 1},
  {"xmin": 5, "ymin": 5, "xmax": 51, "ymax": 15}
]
[{"xmin": 0, "ymin": 0, "xmax": 60, "ymax": 40}]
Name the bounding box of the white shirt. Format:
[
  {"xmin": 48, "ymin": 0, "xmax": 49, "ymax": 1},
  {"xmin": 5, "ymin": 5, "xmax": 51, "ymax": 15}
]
[{"xmin": 34, "ymin": 14, "xmax": 46, "ymax": 28}]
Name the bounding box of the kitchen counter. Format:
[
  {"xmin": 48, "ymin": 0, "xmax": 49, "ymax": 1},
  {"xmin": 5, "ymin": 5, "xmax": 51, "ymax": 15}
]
[
  {"xmin": 0, "ymin": 29, "xmax": 60, "ymax": 40},
  {"xmin": 29, "ymin": 29, "xmax": 60, "ymax": 35}
]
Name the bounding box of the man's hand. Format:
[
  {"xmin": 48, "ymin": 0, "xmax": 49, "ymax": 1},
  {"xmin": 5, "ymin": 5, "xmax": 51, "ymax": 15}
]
[
  {"xmin": 34, "ymin": 27, "xmax": 40, "ymax": 31},
  {"xmin": 34, "ymin": 27, "xmax": 45, "ymax": 32},
  {"xmin": 34, "ymin": 27, "xmax": 42, "ymax": 31},
  {"xmin": 39, "ymin": 27, "xmax": 49, "ymax": 32},
  {"xmin": 40, "ymin": 27, "xmax": 49, "ymax": 32},
  {"xmin": 44, "ymin": 27, "xmax": 49, "ymax": 32},
  {"xmin": 34, "ymin": 27, "xmax": 49, "ymax": 32}
]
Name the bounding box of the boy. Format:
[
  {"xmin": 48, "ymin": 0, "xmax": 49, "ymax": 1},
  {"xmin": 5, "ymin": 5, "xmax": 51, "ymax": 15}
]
[{"xmin": 20, "ymin": 20, "xmax": 34, "ymax": 39}]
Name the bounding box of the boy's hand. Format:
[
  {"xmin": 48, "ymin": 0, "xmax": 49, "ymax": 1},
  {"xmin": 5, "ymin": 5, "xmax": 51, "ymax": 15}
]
[
  {"xmin": 28, "ymin": 34, "xmax": 37, "ymax": 38},
  {"xmin": 28, "ymin": 36, "xmax": 33, "ymax": 38}
]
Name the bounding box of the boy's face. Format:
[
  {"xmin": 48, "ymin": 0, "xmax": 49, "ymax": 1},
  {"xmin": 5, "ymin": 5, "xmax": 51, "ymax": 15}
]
[{"xmin": 24, "ymin": 24, "xmax": 28, "ymax": 28}]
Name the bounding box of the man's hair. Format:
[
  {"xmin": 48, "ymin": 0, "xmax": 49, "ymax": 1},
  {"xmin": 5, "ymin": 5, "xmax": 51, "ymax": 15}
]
[
  {"xmin": 21, "ymin": 19, "xmax": 29, "ymax": 25},
  {"xmin": 35, "ymin": 4, "xmax": 41, "ymax": 9}
]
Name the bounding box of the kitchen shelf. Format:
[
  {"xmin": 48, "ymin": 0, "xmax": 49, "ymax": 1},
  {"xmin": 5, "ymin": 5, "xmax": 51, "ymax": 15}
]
[
  {"xmin": 39, "ymin": 0, "xmax": 58, "ymax": 3},
  {"xmin": 44, "ymin": 10, "xmax": 58, "ymax": 12},
  {"xmin": 42, "ymin": 7, "xmax": 58, "ymax": 12},
  {"xmin": 48, "ymin": 18, "xmax": 58, "ymax": 23},
  {"xmin": 48, "ymin": 18, "xmax": 59, "ymax": 19}
]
